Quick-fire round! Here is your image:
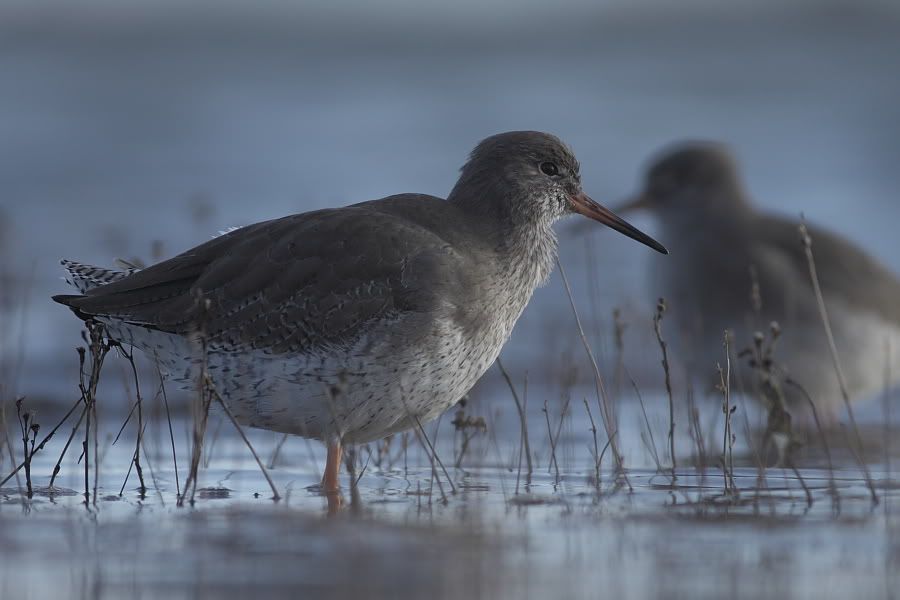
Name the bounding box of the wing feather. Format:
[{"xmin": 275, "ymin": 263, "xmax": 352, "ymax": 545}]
[{"xmin": 55, "ymin": 201, "xmax": 465, "ymax": 355}]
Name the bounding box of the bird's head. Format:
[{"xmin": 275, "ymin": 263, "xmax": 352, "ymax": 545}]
[
  {"xmin": 620, "ymin": 141, "xmax": 747, "ymax": 218},
  {"xmin": 450, "ymin": 131, "xmax": 666, "ymax": 254}
]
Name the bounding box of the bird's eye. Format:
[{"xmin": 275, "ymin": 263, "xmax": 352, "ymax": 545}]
[{"xmin": 539, "ymin": 162, "xmax": 559, "ymax": 177}]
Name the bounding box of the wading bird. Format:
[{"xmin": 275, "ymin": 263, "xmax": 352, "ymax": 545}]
[
  {"xmin": 620, "ymin": 142, "xmax": 900, "ymax": 422},
  {"xmin": 55, "ymin": 131, "xmax": 666, "ymax": 500}
]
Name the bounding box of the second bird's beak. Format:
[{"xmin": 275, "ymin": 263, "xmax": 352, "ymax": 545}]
[
  {"xmin": 613, "ymin": 194, "xmax": 654, "ymax": 215},
  {"xmin": 569, "ymin": 191, "xmax": 667, "ymax": 254}
]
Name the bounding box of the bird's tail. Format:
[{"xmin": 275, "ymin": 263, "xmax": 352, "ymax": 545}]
[{"xmin": 59, "ymin": 259, "xmax": 139, "ymax": 293}]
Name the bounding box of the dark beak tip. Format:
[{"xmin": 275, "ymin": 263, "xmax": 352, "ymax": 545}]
[{"xmin": 570, "ymin": 192, "xmax": 668, "ymax": 256}]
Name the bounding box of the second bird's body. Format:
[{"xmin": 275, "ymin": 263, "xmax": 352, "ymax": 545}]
[{"xmin": 626, "ymin": 143, "xmax": 900, "ymax": 419}]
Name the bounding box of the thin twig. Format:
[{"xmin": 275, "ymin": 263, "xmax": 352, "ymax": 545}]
[
  {"xmin": 268, "ymin": 433, "xmax": 291, "ymax": 469},
  {"xmin": 139, "ymin": 427, "xmax": 166, "ymax": 505},
  {"xmin": 120, "ymin": 347, "xmax": 146, "ymax": 494},
  {"xmin": 496, "ymin": 358, "xmax": 533, "ymax": 485},
  {"xmin": 627, "ymin": 367, "xmax": 663, "ymax": 473},
  {"xmin": 653, "ymin": 298, "xmax": 677, "ymax": 479},
  {"xmin": 583, "ymin": 398, "xmax": 601, "ymax": 488},
  {"xmin": 49, "ymin": 403, "xmax": 88, "ymax": 488},
  {"xmin": 344, "ymin": 446, "xmax": 363, "ymax": 512},
  {"xmin": 181, "ymin": 293, "xmax": 213, "ymax": 506},
  {"xmin": 413, "ymin": 414, "xmax": 455, "ymax": 495},
  {"xmin": 0, "ymin": 401, "xmax": 26, "ymax": 506},
  {"xmin": 543, "ymin": 397, "xmax": 560, "ymax": 481},
  {"xmin": 155, "ymin": 360, "xmax": 180, "ymax": 498},
  {"xmin": 79, "ymin": 323, "xmax": 111, "ymax": 507},
  {"xmin": 556, "ymin": 258, "xmax": 625, "ymax": 474},
  {"xmin": 799, "ymin": 221, "xmax": 878, "ymax": 504},
  {"xmin": 789, "ymin": 461, "xmax": 814, "ymax": 508},
  {"xmin": 204, "ymin": 375, "xmax": 280, "ymax": 500},
  {"xmin": 786, "ymin": 378, "xmax": 840, "ymax": 510},
  {"xmin": 716, "ymin": 332, "xmax": 738, "ymax": 498},
  {"xmin": 15, "ymin": 398, "xmax": 35, "ymax": 498},
  {"xmin": 411, "ymin": 417, "xmax": 447, "ymax": 504},
  {"xmin": 883, "ymin": 338, "xmax": 892, "ymax": 520},
  {"xmin": 1, "ymin": 395, "xmax": 82, "ymax": 488},
  {"xmin": 120, "ymin": 422, "xmax": 150, "ymax": 496}
]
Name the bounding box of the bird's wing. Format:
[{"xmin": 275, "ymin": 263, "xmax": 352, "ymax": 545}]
[
  {"xmin": 54, "ymin": 203, "xmax": 467, "ymax": 355},
  {"xmin": 754, "ymin": 214, "xmax": 900, "ymax": 325}
]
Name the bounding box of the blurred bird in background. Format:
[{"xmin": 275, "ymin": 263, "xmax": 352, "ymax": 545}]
[{"xmin": 619, "ymin": 142, "xmax": 900, "ymax": 427}]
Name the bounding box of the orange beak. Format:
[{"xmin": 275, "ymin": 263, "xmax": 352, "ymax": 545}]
[{"xmin": 569, "ymin": 191, "xmax": 667, "ymax": 254}]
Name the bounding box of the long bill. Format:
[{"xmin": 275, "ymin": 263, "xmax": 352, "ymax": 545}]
[{"xmin": 569, "ymin": 191, "xmax": 668, "ymax": 255}]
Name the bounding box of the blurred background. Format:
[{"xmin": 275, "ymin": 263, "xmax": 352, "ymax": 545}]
[{"xmin": 2, "ymin": 0, "xmax": 900, "ymax": 406}]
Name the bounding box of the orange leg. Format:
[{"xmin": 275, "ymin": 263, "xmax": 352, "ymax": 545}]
[
  {"xmin": 322, "ymin": 441, "xmax": 343, "ymax": 514},
  {"xmin": 322, "ymin": 441, "xmax": 343, "ymax": 494}
]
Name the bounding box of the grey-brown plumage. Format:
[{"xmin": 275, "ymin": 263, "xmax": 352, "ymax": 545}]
[
  {"xmin": 623, "ymin": 141, "xmax": 900, "ymax": 418},
  {"xmin": 55, "ymin": 131, "xmax": 665, "ymax": 453}
]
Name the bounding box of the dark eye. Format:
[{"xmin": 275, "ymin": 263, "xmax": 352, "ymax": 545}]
[{"xmin": 539, "ymin": 162, "xmax": 559, "ymax": 177}]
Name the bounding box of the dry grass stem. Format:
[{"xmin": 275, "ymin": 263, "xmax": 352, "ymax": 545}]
[
  {"xmin": 785, "ymin": 378, "xmax": 840, "ymax": 510},
  {"xmin": 884, "ymin": 339, "xmax": 892, "ymax": 520},
  {"xmin": 451, "ymin": 400, "xmax": 487, "ymax": 470},
  {"xmin": 496, "ymin": 358, "xmax": 532, "ymax": 487},
  {"xmin": 1, "ymin": 395, "xmax": 82, "ymax": 488},
  {"xmin": 799, "ymin": 221, "xmax": 878, "ymax": 504},
  {"xmin": 268, "ymin": 432, "xmax": 291, "ymax": 469},
  {"xmin": 79, "ymin": 322, "xmax": 111, "ymax": 506},
  {"xmin": 652, "ymin": 298, "xmax": 677, "ymax": 478},
  {"xmin": 204, "ymin": 375, "xmax": 280, "ymax": 500},
  {"xmin": 181, "ymin": 294, "xmax": 214, "ymax": 506},
  {"xmin": 687, "ymin": 389, "xmax": 709, "ymax": 475},
  {"xmin": 15, "ymin": 398, "xmax": 37, "ymax": 497},
  {"xmin": 344, "ymin": 445, "xmax": 363, "ymax": 512},
  {"xmin": 582, "ymin": 398, "xmax": 601, "ymax": 488},
  {"xmin": 556, "ymin": 258, "xmax": 624, "ymax": 472},
  {"xmin": 119, "ymin": 347, "xmax": 146, "ymax": 494},
  {"xmin": 120, "ymin": 422, "xmax": 150, "ymax": 496},
  {"xmin": 543, "ymin": 397, "xmax": 560, "ymax": 482},
  {"xmin": 628, "ymin": 368, "xmax": 663, "ymax": 473},
  {"xmin": 413, "ymin": 414, "xmax": 455, "ymax": 495},
  {"xmin": 411, "ymin": 416, "xmax": 448, "ymax": 504},
  {"xmin": 716, "ymin": 332, "xmax": 738, "ymax": 498},
  {"xmin": 612, "ymin": 308, "xmax": 626, "ymax": 400},
  {"xmin": 155, "ymin": 360, "xmax": 181, "ymax": 498},
  {"xmin": 0, "ymin": 401, "xmax": 26, "ymax": 506},
  {"xmin": 48, "ymin": 401, "xmax": 88, "ymax": 488}
]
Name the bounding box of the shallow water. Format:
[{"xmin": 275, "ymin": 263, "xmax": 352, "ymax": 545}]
[{"xmin": 2, "ymin": 394, "xmax": 899, "ymax": 600}]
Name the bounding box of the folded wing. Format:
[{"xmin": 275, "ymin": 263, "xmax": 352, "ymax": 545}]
[{"xmin": 54, "ymin": 203, "xmax": 463, "ymax": 356}]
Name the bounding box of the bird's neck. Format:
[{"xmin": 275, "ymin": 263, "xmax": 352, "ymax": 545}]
[
  {"xmin": 495, "ymin": 218, "xmax": 559, "ymax": 295},
  {"xmin": 448, "ymin": 182, "xmax": 558, "ymax": 293},
  {"xmin": 658, "ymin": 193, "xmax": 755, "ymax": 244}
]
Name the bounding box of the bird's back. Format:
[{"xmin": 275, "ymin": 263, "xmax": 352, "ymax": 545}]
[
  {"xmin": 657, "ymin": 207, "xmax": 900, "ymax": 414},
  {"xmin": 659, "ymin": 209, "xmax": 900, "ymax": 336},
  {"xmin": 755, "ymin": 214, "xmax": 900, "ymax": 326},
  {"xmin": 54, "ymin": 194, "xmax": 493, "ymax": 355}
]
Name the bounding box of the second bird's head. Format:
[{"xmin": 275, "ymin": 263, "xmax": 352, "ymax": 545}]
[
  {"xmin": 449, "ymin": 131, "xmax": 666, "ymax": 254},
  {"xmin": 619, "ymin": 141, "xmax": 747, "ymax": 220}
]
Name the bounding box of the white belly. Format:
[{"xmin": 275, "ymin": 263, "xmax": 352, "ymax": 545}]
[{"xmin": 101, "ymin": 312, "xmax": 507, "ymax": 444}]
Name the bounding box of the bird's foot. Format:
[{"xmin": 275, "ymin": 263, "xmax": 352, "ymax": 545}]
[{"xmin": 304, "ymin": 482, "xmax": 344, "ymax": 515}]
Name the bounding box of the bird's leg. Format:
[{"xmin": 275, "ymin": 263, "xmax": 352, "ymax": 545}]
[
  {"xmin": 322, "ymin": 440, "xmax": 343, "ymax": 494},
  {"xmin": 322, "ymin": 441, "xmax": 343, "ymax": 515}
]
